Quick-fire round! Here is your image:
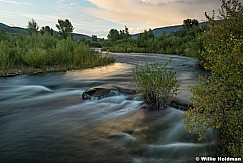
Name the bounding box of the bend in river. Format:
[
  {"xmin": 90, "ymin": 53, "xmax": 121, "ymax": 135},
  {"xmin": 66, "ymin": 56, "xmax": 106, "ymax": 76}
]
[{"xmin": 0, "ymin": 53, "xmax": 217, "ymax": 163}]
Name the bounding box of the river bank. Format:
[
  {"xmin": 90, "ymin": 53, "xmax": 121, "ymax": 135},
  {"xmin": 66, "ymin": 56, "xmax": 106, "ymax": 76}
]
[{"xmin": 0, "ymin": 64, "xmax": 114, "ymax": 77}]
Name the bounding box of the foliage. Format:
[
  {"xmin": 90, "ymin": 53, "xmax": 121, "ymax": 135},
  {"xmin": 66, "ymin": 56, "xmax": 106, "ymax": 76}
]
[
  {"xmin": 56, "ymin": 19, "xmax": 74, "ymax": 39},
  {"xmin": 91, "ymin": 35, "xmax": 98, "ymax": 42},
  {"xmin": 183, "ymin": 19, "xmax": 199, "ymax": 28},
  {"xmin": 183, "ymin": 0, "xmax": 243, "ymax": 157},
  {"xmin": 133, "ymin": 61, "xmax": 180, "ymax": 109},
  {"xmin": 107, "ymin": 29, "xmax": 120, "ymax": 41},
  {"xmin": 85, "ymin": 35, "xmax": 102, "ymax": 48},
  {"xmin": 40, "ymin": 26, "xmax": 54, "ymax": 36},
  {"xmin": 138, "ymin": 29, "xmax": 155, "ymax": 41},
  {"xmin": 103, "ymin": 22, "xmax": 204, "ymax": 57},
  {"xmin": 107, "ymin": 26, "xmax": 130, "ymax": 42},
  {"xmin": 27, "ymin": 19, "xmax": 39, "ymax": 35},
  {"xmin": 119, "ymin": 26, "xmax": 130, "ymax": 40},
  {"xmin": 0, "ymin": 20, "xmax": 115, "ymax": 74}
]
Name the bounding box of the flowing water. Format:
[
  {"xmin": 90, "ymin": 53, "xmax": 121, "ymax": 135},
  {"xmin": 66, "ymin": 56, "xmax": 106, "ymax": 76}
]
[{"xmin": 0, "ymin": 53, "xmax": 217, "ymax": 162}]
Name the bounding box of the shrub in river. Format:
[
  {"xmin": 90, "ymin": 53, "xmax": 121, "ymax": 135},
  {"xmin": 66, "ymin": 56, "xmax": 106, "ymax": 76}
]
[
  {"xmin": 133, "ymin": 61, "xmax": 180, "ymax": 109},
  {"xmin": 183, "ymin": 0, "xmax": 243, "ymax": 157}
]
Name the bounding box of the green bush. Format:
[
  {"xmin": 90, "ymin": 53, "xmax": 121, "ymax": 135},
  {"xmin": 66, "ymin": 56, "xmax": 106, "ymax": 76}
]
[
  {"xmin": 0, "ymin": 27, "xmax": 115, "ymax": 74},
  {"xmin": 133, "ymin": 61, "xmax": 180, "ymax": 109},
  {"xmin": 23, "ymin": 48, "xmax": 47, "ymax": 68},
  {"xmin": 0, "ymin": 41, "xmax": 20, "ymax": 68},
  {"xmin": 183, "ymin": 0, "xmax": 243, "ymax": 157}
]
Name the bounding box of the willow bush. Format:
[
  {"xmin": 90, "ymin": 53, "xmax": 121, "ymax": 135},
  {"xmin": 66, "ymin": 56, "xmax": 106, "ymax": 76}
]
[
  {"xmin": 0, "ymin": 30, "xmax": 115, "ymax": 74},
  {"xmin": 133, "ymin": 61, "xmax": 180, "ymax": 109},
  {"xmin": 183, "ymin": 0, "xmax": 243, "ymax": 157}
]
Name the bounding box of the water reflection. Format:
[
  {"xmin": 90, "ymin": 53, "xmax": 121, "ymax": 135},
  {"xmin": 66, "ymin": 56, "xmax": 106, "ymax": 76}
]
[{"xmin": 64, "ymin": 63, "xmax": 133, "ymax": 81}]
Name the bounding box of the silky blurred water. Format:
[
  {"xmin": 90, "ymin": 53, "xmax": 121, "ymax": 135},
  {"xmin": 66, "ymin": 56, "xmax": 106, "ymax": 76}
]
[{"xmin": 0, "ymin": 54, "xmax": 217, "ymax": 162}]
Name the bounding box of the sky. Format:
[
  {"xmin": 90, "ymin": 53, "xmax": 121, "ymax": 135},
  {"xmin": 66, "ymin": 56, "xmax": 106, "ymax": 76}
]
[{"xmin": 0, "ymin": 0, "xmax": 225, "ymax": 38}]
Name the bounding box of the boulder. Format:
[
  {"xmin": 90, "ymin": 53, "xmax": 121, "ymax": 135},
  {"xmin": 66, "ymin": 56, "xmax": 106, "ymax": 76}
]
[
  {"xmin": 82, "ymin": 86, "xmax": 118, "ymax": 100},
  {"xmin": 82, "ymin": 85, "xmax": 136, "ymax": 100}
]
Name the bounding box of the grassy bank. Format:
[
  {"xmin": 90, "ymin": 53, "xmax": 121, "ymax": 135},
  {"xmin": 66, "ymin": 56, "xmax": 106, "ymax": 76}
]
[{"xmin": 0, "ymin": 30, "xmax": 115, "ymax": 76}]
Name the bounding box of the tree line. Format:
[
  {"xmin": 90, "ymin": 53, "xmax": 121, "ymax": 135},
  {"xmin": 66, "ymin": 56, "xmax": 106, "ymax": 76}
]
[
  {"xmin": 27, "ymin": 18, "xmax": 74, "ymax": 39},
  {"xmin": 102, "ymin": 19, "xmax": 204, "ymax": 61},
  {"xmin": 0, "ymin": 19, "xmax": 114, "ymax": 75}
]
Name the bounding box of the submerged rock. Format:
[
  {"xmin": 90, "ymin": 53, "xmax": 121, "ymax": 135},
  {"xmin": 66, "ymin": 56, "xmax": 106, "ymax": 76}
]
[
  {"xmin": 82, "ymin": 85, "xmax": 136, "ymax": 100},
  {"xmin": 170, "ymin": 98, "xmax": 192, "ymax": 111},
  {"xmin": 82, "ymin": 86, "xmax": 116, "ymax": 99}
]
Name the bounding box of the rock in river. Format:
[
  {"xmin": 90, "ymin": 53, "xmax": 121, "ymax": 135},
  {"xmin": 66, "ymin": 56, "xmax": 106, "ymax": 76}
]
[{"xmin": 82, "ymin": 85, "xmax": 136, "ymax": 100}]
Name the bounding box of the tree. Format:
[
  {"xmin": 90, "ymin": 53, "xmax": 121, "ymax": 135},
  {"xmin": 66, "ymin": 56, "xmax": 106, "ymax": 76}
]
[
  {"xmin": 139, "ymin": 29, "xmax": 154, "ymax": 40},
  {"xmin": 40, "ymin": 26, "xmax": 54, "ymax": 35},
  {"xmin": 137, "ymin": 29, "xmax": 155, "ymax": 48},
  {"xmin": 107, "ymin": 26, "xmax": 130, "ymax": 41},
  {"xmin": 56, "ymin": 19, "xmax": 74, "ymax": 39},
  {"xmin": 119, "ymin": 26, "xmax": 130, "ymax": 39},
  {"xmin": 107, "ymin": 29, "xmax": 120, "ymax": 41},
  {"xmin": 91, "ymin": 35, "xmax": 98, "ymax": 42},
  {"xmin": 27, "ymin": 19, "xmax": 39, "ymax": 35},
  {"xmin": 183, "ymin": 19, "xmax": 199, "ymax": 28},
  {"xmin": 183, "ymin": 0, "xmax": 243, "ymax": 157},
  {"xmin": 125, "ymin": 26, "xmax": 129, "ymax": 35}
]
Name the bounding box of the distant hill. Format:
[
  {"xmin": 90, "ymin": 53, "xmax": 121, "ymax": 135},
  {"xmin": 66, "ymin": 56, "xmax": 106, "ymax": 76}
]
[
  {"xmin": 131, "ymin": 25, "xmax": 182, "ymax": 39},
  {"xmin": 73, "ymin": 33, "xmax": 90, "ymax": 41},
  {"xmin": 131, "ymin": 22, "xmax": 207, "ymax": 39},
  {"xmin": 0, "ymin": 23, "xmax": 28, "ymax": 37},
  {"xmin": 0, "ymin": 22, "xmax": 90, "ymax": 40}
]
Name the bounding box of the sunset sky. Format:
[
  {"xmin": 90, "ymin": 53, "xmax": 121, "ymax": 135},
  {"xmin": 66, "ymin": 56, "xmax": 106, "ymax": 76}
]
[{"xmin": 0, "ymin": 0, "xmax": 224, "ymax": 38}]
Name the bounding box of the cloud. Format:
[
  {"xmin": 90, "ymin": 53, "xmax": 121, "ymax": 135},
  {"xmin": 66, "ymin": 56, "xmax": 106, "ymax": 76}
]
[
  {"xmin": 22, "ymin": 13, "xmax": 59, "ymax": 22},
  {"xmin": 22, "ymin": 12, "xmax": 96, "ymax": 33},
  {"xmin": 55, "ymin": 0, "xmax": 78, "ymax": 9},
  {"xmin": 87, "ymin": 0, "xmax": 220, "ymax": 28},
  {"xmin": 67, "ymin": 18, "xmax": 91, "ymax": 27},
  {"xmin": 0, "ymin": 10, "xmax": 19, "ymax": 18},
  {"xmin": 0, "ymin": 0, "xmax": 32, "ymax": 5}
]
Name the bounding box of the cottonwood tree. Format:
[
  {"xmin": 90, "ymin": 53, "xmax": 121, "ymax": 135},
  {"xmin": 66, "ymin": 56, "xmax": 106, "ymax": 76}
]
[
  {"xmin": 183, "ymin": 19, "xmax": 199, "ymax": 28},
  {"xmin": 27, "ymin": 19, "xmax": 39, "ymax": 35},
  {"xmin": 91, "ymin": 35, "xmax": 98, "ymax": 42},
  {"xmin": 107, "ymin": 29, "xmax": 120, "ymax": 41},
  {"xmin": 56, "ymin": 19, "xmax": 74, "ymax": 39},
  {"xmin": 119, "ymin": 26, "xmax": 130, "ymax": 39},
  {"xmin": 40, "ymin": 26, "xmax": 54, "ymax": 35}
]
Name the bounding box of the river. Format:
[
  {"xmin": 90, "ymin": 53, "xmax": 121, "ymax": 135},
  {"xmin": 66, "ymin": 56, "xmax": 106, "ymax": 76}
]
[{"xmin": 0, "ymin": 53, "xmax": 217, "ymax": 162}]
